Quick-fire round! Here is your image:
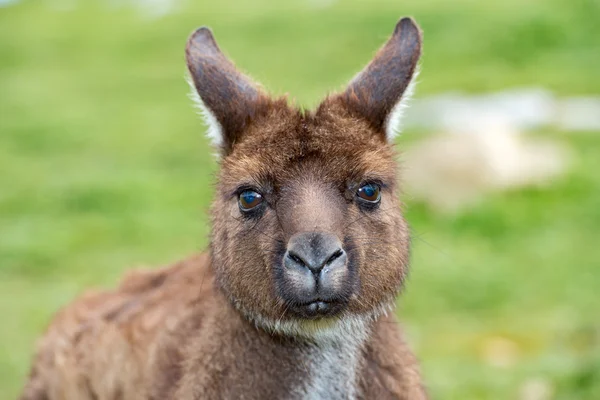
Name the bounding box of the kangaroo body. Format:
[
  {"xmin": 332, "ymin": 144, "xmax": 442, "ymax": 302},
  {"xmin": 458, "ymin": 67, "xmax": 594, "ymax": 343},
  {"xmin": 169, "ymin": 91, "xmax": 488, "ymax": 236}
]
[{"xmin": 21, "ymin": 17, "xmax": 427, "ymax": 400}]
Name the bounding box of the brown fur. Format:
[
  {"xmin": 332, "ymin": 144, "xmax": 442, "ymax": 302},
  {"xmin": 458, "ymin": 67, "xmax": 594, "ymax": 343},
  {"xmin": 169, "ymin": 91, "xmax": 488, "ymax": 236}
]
[{"xmin": 21, "ymin": 17, "xmax": 427, "ymax": 400}]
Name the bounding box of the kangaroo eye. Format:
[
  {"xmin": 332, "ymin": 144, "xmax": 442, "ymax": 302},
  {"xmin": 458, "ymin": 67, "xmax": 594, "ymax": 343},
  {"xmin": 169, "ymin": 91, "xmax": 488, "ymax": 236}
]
[
  {"xmin": 357, "ymin": 183, "xmax": 381, "ymax": 203},
  {"xmin": 239, "ymin": 190, "xmax": 263, "ymax": 211}
]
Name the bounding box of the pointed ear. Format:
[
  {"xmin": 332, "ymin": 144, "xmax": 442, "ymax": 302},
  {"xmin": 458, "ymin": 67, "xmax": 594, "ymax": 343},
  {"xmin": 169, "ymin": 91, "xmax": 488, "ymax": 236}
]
[
  {"xmin": 185, "ymin": 27, "xmax": 268, "ymax": 154},
  {"xmin": 337, "ymin": 17, "xmax": 422, "ymax": 141}
]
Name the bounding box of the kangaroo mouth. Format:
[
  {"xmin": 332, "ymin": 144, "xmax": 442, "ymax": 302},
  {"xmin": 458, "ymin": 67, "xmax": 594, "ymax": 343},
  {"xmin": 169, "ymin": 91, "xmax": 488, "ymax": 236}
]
[{"xmin": 288, "ymin": 298, "xmax": 347, "ymax": 319}]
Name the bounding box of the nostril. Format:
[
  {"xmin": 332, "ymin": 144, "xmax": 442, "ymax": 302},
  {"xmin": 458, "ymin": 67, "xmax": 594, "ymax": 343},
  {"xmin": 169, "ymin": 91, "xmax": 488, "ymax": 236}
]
[
  {"xmin": 287, "ymin": 251, "xmax": 307, "ymax": 268},
  {"xmin": 325, "ymin": 249, "xmax": 344, "ymax": 266}
]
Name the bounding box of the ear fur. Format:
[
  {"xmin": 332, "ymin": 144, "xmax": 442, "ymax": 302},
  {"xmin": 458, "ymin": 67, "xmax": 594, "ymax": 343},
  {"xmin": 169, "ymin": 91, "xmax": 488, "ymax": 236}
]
[
  {"xmin": 185, "ymin": 27, "xmax": 269, "ymax": 154},
  {"xmin": 337, "ymin": 17, "xmax": 422, "ymax": 141}
]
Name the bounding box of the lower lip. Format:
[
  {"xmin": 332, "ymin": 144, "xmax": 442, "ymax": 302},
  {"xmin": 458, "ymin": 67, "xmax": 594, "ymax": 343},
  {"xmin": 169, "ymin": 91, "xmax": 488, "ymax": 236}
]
[
  {"xmin": 294, "ymin": 300, "xmax": 342, "ymax": 319},
  {"xmin": 306, "ymin": 301, "xmax": 330, "ymax": 314}
]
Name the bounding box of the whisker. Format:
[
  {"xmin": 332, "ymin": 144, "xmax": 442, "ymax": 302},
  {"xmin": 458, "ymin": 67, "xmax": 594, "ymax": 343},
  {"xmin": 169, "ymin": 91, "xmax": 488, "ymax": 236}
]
[{"xmin": 409, "ymin": 228, "xmax": 451, "ymax": 259}]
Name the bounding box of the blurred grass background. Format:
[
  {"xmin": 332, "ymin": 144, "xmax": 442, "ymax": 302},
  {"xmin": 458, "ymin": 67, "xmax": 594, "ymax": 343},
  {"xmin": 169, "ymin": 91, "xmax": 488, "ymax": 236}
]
[{"xmin": 1, "ymin": 0, "xmax": 599, "ymax": 398}]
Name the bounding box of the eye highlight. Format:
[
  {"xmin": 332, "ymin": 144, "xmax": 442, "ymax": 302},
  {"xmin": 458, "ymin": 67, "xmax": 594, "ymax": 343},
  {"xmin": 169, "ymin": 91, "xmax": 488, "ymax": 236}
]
[
  {"xmin": 238, "ymin": 190, "xmax": 263, "ymax": 211},
  {"xmin": 357, "ymin": 183, "xmax": 381, "ymax": 204}
]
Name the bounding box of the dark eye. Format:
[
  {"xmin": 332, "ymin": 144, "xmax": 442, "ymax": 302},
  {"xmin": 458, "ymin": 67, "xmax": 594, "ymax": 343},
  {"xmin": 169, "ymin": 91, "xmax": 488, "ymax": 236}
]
[
  {"xmin": 357, "ymin": 183, "xmax": 381, "ymax": 203},
  {"xmin": 239, "ymin": 190, "xmax": 263, "ymax": 211}
]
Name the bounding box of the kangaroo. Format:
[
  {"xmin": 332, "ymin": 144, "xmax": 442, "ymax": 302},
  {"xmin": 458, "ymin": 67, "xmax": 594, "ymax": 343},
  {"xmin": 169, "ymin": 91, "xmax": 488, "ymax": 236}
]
[{"xmin": 20, "ymin": 17, "xmax": 426, "ymax": 400}]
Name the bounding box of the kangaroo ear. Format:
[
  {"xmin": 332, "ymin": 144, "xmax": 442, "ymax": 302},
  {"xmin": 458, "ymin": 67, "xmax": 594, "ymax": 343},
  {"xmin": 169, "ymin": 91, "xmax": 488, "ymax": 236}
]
[
  {"xmin": 338, "ymin": 17, "xmax": 422, "ymax": 141},
  {"xmin": 186, "ymin": 27, "xmax": 268, "ymax": 154}
]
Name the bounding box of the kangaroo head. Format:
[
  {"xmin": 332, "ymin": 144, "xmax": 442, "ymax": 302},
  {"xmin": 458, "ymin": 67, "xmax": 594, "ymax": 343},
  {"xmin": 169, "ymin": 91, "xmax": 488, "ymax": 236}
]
[{"xmin": 186, "ymin": 18, "xmax": 422, "ymax": 337}]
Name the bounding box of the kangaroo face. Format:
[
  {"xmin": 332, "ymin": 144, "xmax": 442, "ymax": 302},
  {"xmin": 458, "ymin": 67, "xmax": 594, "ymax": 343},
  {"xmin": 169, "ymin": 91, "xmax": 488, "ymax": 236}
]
[{"xmin": 187, "ymin": 18, "xmax": 421, "ymax": 336}]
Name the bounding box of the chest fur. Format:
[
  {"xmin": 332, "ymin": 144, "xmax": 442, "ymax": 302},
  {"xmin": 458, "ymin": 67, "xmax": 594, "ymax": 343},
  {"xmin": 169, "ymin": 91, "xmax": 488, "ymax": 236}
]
[{"xmin": 295, "ymin": 340, "xmax": 362, "ymax": 400}]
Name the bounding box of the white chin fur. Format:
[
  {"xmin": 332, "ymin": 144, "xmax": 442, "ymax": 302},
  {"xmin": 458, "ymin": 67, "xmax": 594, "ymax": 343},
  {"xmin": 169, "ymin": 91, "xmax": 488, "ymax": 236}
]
[
  {"xmin": 236, "ymin": 299, "xmax": 396, "ymax": 344},
  {"xmin": 384, "ymin": 68, "xmax": 419, "ymax": 141},
  {"xmin": 186, "ymin": 75, "xmax": 224, "ymax": 149}
]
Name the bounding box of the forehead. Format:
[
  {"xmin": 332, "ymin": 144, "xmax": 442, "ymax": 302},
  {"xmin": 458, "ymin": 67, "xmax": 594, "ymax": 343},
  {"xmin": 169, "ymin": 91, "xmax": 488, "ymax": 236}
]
[{"xmin": 220, "ymin": 108, "xmax": 398, "ymax": 188}]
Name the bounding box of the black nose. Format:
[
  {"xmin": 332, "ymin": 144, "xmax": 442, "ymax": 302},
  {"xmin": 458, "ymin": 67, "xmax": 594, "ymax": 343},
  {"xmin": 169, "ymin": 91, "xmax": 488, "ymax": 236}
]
[{"xmin": 285, "ymin": 232, "xmax": 345, "ymax": 275}]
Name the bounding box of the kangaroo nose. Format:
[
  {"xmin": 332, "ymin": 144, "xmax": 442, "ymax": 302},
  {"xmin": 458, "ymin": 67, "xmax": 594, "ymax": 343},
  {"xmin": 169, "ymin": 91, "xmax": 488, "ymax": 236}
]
[{"xmin": 285, "ymin": 232, "xmax": 346, "ymax": 275}]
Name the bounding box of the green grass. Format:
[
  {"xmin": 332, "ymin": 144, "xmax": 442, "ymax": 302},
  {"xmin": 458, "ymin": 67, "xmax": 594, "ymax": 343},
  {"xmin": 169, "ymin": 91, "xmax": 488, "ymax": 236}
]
[{"xmin": 1, "ymin": 0, "xmax": 599, "ymax": 398}]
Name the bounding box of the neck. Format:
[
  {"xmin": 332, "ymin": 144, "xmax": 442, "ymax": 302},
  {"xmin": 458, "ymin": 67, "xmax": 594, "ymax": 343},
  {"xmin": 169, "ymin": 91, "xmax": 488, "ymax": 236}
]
[
  {"xmin": 259, "ymin": 317, "xmax": 368, "ymax": 400},
  {"xmin": 199, "ymin": 289, "xmax": 370, "ymax": 400}
]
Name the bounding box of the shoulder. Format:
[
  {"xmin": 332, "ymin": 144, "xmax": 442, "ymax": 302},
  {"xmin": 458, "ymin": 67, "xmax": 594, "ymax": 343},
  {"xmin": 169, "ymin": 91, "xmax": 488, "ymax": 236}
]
[{"xmin": 20, "ymin": 253, "xmax": 213, "ymax": 400}]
